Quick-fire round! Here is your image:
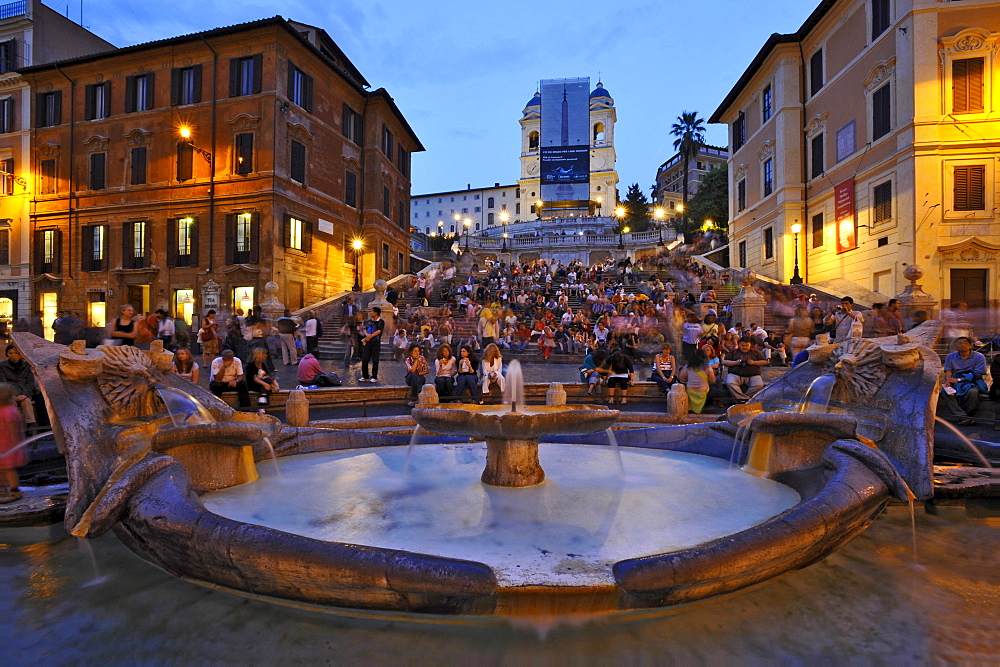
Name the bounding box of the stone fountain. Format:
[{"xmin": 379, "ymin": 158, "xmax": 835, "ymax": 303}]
[{"xmin": 7, "ymin": 320, "xmax": 949, "ymax": 617}]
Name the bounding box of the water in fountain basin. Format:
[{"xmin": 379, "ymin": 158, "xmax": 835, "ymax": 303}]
[
  {"xmin": 76, "ymin": 537, "xmax": 108, "ymax": 587},
  {"xmin": 503, "ymin": 359, "xmax": 525, "ymax": 411},
  {"xmin": 403, "ymin": 425, "xmax": 424, "ymax": 475},
  {"xmin": 155, "ymin": 385, "xmax": 216, "ymax": 427},
  {"xmin": 797, "ymin": 374, "xmax": 837, "ymax": 414},
  {"xmin": 933, "ymin": 417, "xmax": 993, "ymax": 469}
]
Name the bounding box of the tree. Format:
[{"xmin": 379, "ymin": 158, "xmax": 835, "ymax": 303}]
[
  {"xmin": 686, "ymin": 162, "xmax": 729, "ymax": 234},
  {"xmin": 670, "ymin": 111, "xmax": 707, "ymax": 231},
  {"xmin": 620, "ymin": 183, "xmax": 652, "ymax": 232}
]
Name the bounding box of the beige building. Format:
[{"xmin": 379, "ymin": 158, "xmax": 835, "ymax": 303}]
[
  {"xmin": 652, "ymin": 144, "xmax": 728, "ymax": 223},
  {"xmin": 710, "ymin": 0, "xmax": 1000, "ymax": 313}
]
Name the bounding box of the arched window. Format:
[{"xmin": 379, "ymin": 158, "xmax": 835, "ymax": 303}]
[
  {"xmin": 528, "ymin": 131, "xmax": 539, "ymax": 150},
  {"xmin": 487, "ymin": 197, "xmax": 494, "ymax": 208},
  {"xmin": 593, "ymin": 122, "xmax": 605, "ymax": 142},
  {"xmin": 450, "ymin": 224, "xmax": 455, "ymax": 233},
  {"xmin": 515, "ymin": 188, "xmax": 520, "ymax": 198},
  {"xmin": 475, "ymin": 223, "xmax": 480, "ymax": 231},
  {"xmin": 516, "ymin": 203, "xmax": 521, "ymax": 214},
  {"xmin": 488, "ymin": 213, "xmax": 494, "ymax": 225},
  {"xmin": 425, "ymin": 226, "xmax": 430, "ymax": 233}
]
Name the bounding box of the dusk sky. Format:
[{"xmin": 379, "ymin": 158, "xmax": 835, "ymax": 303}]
[{"xmin": 68, "ymin": 0, "xmax": 815, "ymax": 197}]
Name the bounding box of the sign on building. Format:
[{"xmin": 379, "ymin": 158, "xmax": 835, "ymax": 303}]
[
  {"xmin": 539, "ymin": 77, "xmax": 590, "ymax": 204},
  {"xmin": 835, "ymin": 179, "xmax": 856, "ymax": 254}
]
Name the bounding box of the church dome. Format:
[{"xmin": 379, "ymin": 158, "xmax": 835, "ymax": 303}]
[
  {"xmin": 590, "ymin": 83, "xmax": 612, "ymax": 99},
  {"xmin": 525, "ymin": 92, "xmax": 541, "ymax": 108}
]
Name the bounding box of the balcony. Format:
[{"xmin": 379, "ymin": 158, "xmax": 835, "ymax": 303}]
[{"xmin": 0, "ymin": 1, "xmax": 26, "ymax": 20}]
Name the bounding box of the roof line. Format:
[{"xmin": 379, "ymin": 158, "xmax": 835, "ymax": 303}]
[{"xmin": 412, "ymin": 184, "xmax": 520, "ymax": 197}]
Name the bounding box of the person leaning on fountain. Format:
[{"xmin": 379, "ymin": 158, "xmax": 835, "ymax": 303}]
[
  {"xmin": 208, "ymin": 350, "xmax": 251, "ymax": 408},
  {"xmin": 722, "ymin": 337, "xmax": 767, "ymax": 401},
  {"xmin": 936, "ymin": 336, "xmax": 987, "ymax": 426}
]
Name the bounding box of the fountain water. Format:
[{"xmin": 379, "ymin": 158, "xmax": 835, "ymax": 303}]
[
  {"xmin": 3, "ymin": 430, "xmax": 54, "ymax": 458},
  {"xmin": 933, "ymin": 417, "xmax": 993, "ymax": 469},
  {"xmin": 797, "ymin": 374, "xmax": 837, "ymax": 414},
  {"xmin": 261, "ymin": 437, "xmax": 282, "ymax": 478},
  {"xmin": 403, "ymin": 425, "xmax": 424, "ymax": 475},
  {"xmin": 604, "ymin": 427, "xmax": 625, "ymax": 479},
  {"xmin": 155, "ymin": 385, "xmax": 215, "ymax": 426},
  {"xmin": 503, "ymin": 359, "xmax": 525, "ymax": 411}
]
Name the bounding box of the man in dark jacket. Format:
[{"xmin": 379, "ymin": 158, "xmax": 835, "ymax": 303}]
[{"xmin": 0, "ymin": 344, "xmax": 38, "ymax": 426}]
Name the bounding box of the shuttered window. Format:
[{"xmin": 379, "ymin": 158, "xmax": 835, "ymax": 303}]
[
  {"xmin": 952, "ymin": 58, "xmax": 984, "ymax": 114},
  {"xmin": 954, "ymin": 165, "xmax": 986, "ymax": 211},
  {"xmin": 89, "ymin": 153, "xmax": 106, "ymax": 190},
  {"xmin": 36, "ymin": 91, "xmax": 61, "ymax": 127},
  {"xmin": 810, "ymin": 134, "xmax": 824, "ymax": 179},
  {"xmin": 39, "ymin": 158, "xmax": 56, "ymax": 194},
  {"xmin": 732, "ymin": 111, "xmax": 746, "ymax": 151},
  {"xmin": 81, "ymin": 224, "xmax": 106, "ymax": 272},
  {"xmin": 167, "ymin": 217, "xmax": 198, "ymax": 268},
  {"xmin": 235, "ymin": 133, "xmax": 253, "ymax": 175},
  {"xmin": 764, "ymin": 227, "xmax": 774, "ymax": 260},
  {"xmin": 873, "ymin": 181, "xmax": 892, "ymax": 224},
  {"xmin": 872, "ymin": 0, "xmax": 891, "ymax": 40},
  {"xmin": 342, "ymin": 104, "xmax": 364, "ymax": 145},
  {"xmin": 382, "ymin": 185, "xmax": 391, "ymax": 217},
  {"xmin": 176, "ymin": 142, "xmax": 193, "ymax": 181},
  {"xmin": 872, "ymin": 83, "xmax": 891, "ymax": 140},
  {"xmin": 35, "ymin": 229, "xmax": 61, "ymax": 273},
  {"xmin": 0, "ymin": 97, "xmax": 13, "ymax": 134},
  {"xmin": 226, "ymin": 212, "xmax": 259, "ymax": 265},
  {"xmin": 170, "ymin": 65, "xmax": 202, "ymax": 105},
  {"xmin": 131, "ymin": 146, "xmax": 147, "ymax": 185},
  {"xmin": 810, "ymin": 50, "xmax": 823, "ymax": 97},
  {"xmin": 0, "ymin": 228, "xmax": 8, "ymax": 266},
  {"xmin": 345, "ymin": 170, "xmax": 357, "ymax": 207},
  {"xmin": 125, "ymin": 73, "xmax": 155, "ymax": 113},
  {"xmin": 286, "ymin": 62, "xmax": 314, "ymax": 112},
  {"xmin": 123, "ymin": 221, "xmax": 149, "ymax": 269},
  {"xmin": 84, "ymin": 82, "xmax": 111, "ymax": 120},
  {"xmin": 0, "ymin": 39, "xmax": 17, "ymax": 74},
  {"xmin": 812, "ymin": 213, "xmax": 824, "ymax": 248},
  {"xmin": 229, "ymin": 55, "xmax": 262, "ymax": 97},
  {"xmin": 1, "ymin": 157, "xmax": 13, "ymax": 195},
  {"xmin": 290, "ymin": 140, "xmax": 306, "ymax": 183},
  {"xmin": 284, "ymin": 215, "xmax": 312, "ymax": 253},
  {"xmin": 737, "ymin": 179, "xmax": 746, "ymax": 212}
]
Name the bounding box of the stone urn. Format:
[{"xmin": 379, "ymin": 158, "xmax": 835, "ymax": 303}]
[{"xmin": 58, "ymin": 340, "xmax": 105, "ymax": 381}]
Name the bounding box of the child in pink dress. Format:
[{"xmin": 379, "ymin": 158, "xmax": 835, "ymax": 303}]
[{"xmin": 0, "ymin": 383, "xmax": 27, "ymax": 502}]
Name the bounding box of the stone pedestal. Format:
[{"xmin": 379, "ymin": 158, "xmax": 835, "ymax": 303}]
[
  {"xmin": 667, "ymin": 383, "xmax": 689, "ymax": 421},
  {"xmin": 482, "ymin": 438, "xmax": 544, "ymax": 487},
  {"xmin": 546, "ymin": 382, "xmax": 567, "ymax": 406},
  {"xmin": 893, "ymin": 266, "xmax": 937, "ymax": 330},
  {"xmin": 368, "ymin": 278, "xmax": 395, "ymax": 340},
  {"xmin": 259, "ymin": 281, "xmax": 285, "ymax": 327},
  {"xmin": 417, "ymin": 384, "xmax": 439, "ymax": 406},
  {"xmin": 285, "ymin": 389, "xmax": 309, "ymax": 427},
  {"xmin": 730, "ymin": 268, "xmax": 766, "ymax": 328}
]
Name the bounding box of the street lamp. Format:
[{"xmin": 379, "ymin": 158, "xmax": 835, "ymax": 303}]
[
  {"xmin": 595, "ymin": 196, "xmax": 603, "ymax": 217},
  {"xmin": 655, "ymin": 207, "xmax": 665, "ymax": 246},
  {"xmin": 615, "ymin": 206, "xmax": 626, "ymax": 249},
  {"xmin": 177, "ymin": 125, "xmax": 213, "ymax": 164},
  {"xmin": 500, "ymin": 211, "xmax": 509, "ymax": 252},
  {"xmin": 351, "ymin": 238, "xmax": 363, "ymax": 291},
  {"xmin": 535, "ymin": 200, "xmax": 543, "ymax": 219},
  {"xmin": 790, "ymin": 222, "xmax": 803, "ymax": 285},
  {"xmin": 463, "ymin": 217, "xmax": 471, "ymax": 251},
  {"xmin": 437, "ymin": 220, "xmax": 444, "ymax": 238}
]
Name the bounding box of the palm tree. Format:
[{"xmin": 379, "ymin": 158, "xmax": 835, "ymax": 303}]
[{"xmin": 670, "ymin": 111, "xmax": 706, "ymax": 234}]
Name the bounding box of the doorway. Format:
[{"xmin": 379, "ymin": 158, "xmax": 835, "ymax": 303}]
[
  {"xmin": 40, "ymin": 292, "xmax": 58, "ymax": 341},
  {"xmin": 950, "ymin": 269, "xmax": 988, "ymax": 309},
  {"xmin": 174, "ymin": 289, "xmax": 195, "ymax": 329},
  {"xmin": 232, "ymin": 286, "xmax": 254, "ymax": 316},
  {"xmin": 126, "ymin": 284, "xmax": 150, "ymax": 315},
  {"xmin": 88, "ymin": 292, "xmax": 107, "ymax": 328}
]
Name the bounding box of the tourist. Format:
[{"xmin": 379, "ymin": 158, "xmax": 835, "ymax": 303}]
[
  {"xmin": 454, "ymin": 345, "xmax": 480, "ymax": 402},
  {"xmin": 481, "ymin": 343, "xmax": 505, "ymax": 400},
  {"xmin": 341, "ymin": 313, "xmax": 363, "ymax": 367},
  {"xmin": 700, "ymin": 286, "xmax": 717, "ymax": 303},
  {"xmin": 701, "ymin": 312, "xmax": 721, "ymax": 352},
  {"xmin": 681, "ymin": 312, "xmax": 702, "ymax": 359},
  {"xmin": 0, "ymin": 345, "xmax": 37, "ymax": 429},
  {"xmin": 359, "ymin": 307, "xmax": 384, "ymax": 383},
  {"xmin": 110, "ymin": 304, "xmax": 138, "ymax": 347},
  {"xmin": 765, "ymin": 331, "xmax": 787, "ymax": 366},
  {"xmin": 170, "ymin": 348, "xmax": 199, "ymax": 383},
  {"xmin": 404, "ymin": 343, "xmax": 430, "ymax": 407},
  {"xmin": 434, "ymin": 344, "xmax": 457, "ymax": 397},
  {"xmin": 294, "ymin": 352, "xmax": 340, "ymax": 387},
  {"xmin": 786, "ymin": 307, "xmax": 813, "ymax": 360},
  {"xmin": 825, "ymin": 297, "xmax": 864, "ymax": 342},
  {"xmin": 209, "ymin": 350, "xmax": 251, "ymax": 408},
  {"xmin": 679, "ymin": 348, "xmax": 715, "ymax": 415},
  {"xmin": 938, "ymin": 336, "xmax": 987, "ymax": 425},
  {"xmin": 276, "ymin": 310, "xmax": 299, "ymax": 366},
  {"xmin": 651, "ymin": 343, "xmax": 676, "ymax": 395},
  {"xmin": 392, "ymin": 328, "xmax": 409, "ymax": 361},
  {"xmin": 478, "ymin": 307, "xmax": 498, "ymax": 347},
  {"xmin": 0, "ymin": 383, "xmax": 27, "ymax": 503},
  {"xmin": 722, "ymin": 337, "xmax": 767, "ymax": 401},
  {"xmin": 304, "ymin": 311, "xmax": 320, "ymax": 356},
  {"xmin": 245, "ymin": 347, "xmax": 279, "ymax": 404},
  {"xmin": 199, "ymin": 310, "xmax": 220, "ymax": 368},
  {"xmin": 871, "ymin": 303, "xmax": 893, "ymax": 338},
  {"xmin": 886, "ymin": 299, "xmax": 905, "ymax": 335},
  {"xmin": 701, "ymin": 341, "xmax": 722, "ymax": 378},
  {"xmin": 580, "ymin": 348, "xmax": 608, "ymax": 396},
  {"xmin": 604, "ymin": 350, "xmax": 634, "ymax": 406},
  {"xmin": 158, "ymin": 310, "xmax": 175, "ymax": 350},
  {"xmin": 174, "ymin": 313, "xmax": 190, "ymax": 349}
]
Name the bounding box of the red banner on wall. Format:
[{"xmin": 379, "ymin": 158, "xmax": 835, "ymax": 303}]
[{"xmin": 835, "ymin": 179, "xmax": 856, "ymax": 254}]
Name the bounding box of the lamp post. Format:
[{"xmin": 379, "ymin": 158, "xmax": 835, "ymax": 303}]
[
  {"xmin": 790, "ymin": 222, "xmax": 803, "ymax": 285},
  {"xmin": 535, "ymin": 200, "xmax": 543, "ymax": 220},
  {"xmin": 655, "ymin": 207, "xmax": 665, "ymax": 246},
  {"xmin": 595, "ymin": 196, "xmax": 603, "ymax": 217},
  {"xmin": 178, "ymin": 126, "xmax": 213, "ymax": 164},
  {"xmin": 615, "ymin": 206, "xmax": 626, "ymax": 249},
  {"xmin": 352, "ymin": 238, "xmax": 363, "ymax": 291},
  {"xmin": 500, "ymin": 211, "xmax": 509, "ymax": 252},
  {"xmin": 463, "ymin": 218, "xmax": 471, "ymax": 251}
]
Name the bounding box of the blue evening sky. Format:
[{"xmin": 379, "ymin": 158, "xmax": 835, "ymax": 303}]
[{"xmin": 69, "ymin": 0, "xmax": 815, "ymax": 197}]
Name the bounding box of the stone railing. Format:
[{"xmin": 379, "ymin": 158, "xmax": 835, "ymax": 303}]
[{"xmin": 468, "ymin": 229, "xmax": 670, "ymax": 250}]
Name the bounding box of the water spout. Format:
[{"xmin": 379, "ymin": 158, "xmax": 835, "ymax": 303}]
[
  {"xmin": 403, "ymin": 425, "xmax": 424, "ymax": 475},
  {"xmin": 503, "ymin": 360, "xmax": 525, "ymax": 410},
  {"xmin": 155, "ymin": 385, "xmax": 216, "ymax": 427},
  {"xmin": 933, "ymin": 417, "xmax": 993, "ymax": 469},
  {"xmin": 797, "ymin": 374, "xmax": 837, "ymax": 414},
  {"xmin": 5, "ymin": 431, "xmax": 54, "ymax": 457}
]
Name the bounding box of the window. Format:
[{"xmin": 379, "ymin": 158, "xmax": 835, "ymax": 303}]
[
  {"xmin": 397, "ymin": 252, "xmax": 404, "ymax": 274},
  {"xmin": 40, "ymin": 158, "xmax": 56, "ymax": 194},
  {"xmin": 488, "ymin": 197, "xmax": 495, "ymax": 208},
  {"xmin": 952, "ymin": 58, "xmax": 984, "ymax": 114},
  {"xmin": 123, "ymin": 221, "xmax": 148, "ymax": 269},
  {"xmin": 836, "ymin": 121, "xmax": 855, "ymax": 162},
  {"xmin": 342, "ymin": 104, "xmax": 363, "ymax": 145},
  {"xmin": 227, "ymin": 212, "xmax": 259, "ymax": 264},
  {"xmin": 35, "ymin": 229, "xmax": 61, "ymax": 273},
  {"xmin": 130, "ymin": 146, "xmax": 147, "ymax": 185},
  {"xmin": 235, "ymin": 133, "xmax": 253, "ymax": 175},
  {"xmin": 763, "ymin": 159, "xmax": 773, "ymax": 197},
  {"xmin": 954, "ymin": 165, "xmax": 986, "ymax": 211},
  {"xmin": 229, "ymin": 55, "xmax": 262, "ymax": 96},
  {"xmin": 877, "ymin": 236, "xmax": 889, "ymax": 247},
  {"xmin": 762, "ymin": 85, "xmax": 772, "ymax": 123},
  {"xmin": 0, "ymin": 39, "xmax": 17, "ymax": 74},
  {"xmin": 872, "ymin": 83, "xmax": 891, "ymax": 140},
  {"xmin": 763, "ymin": 227, "xmax": 774, "ymax": 260},
  {"xmin": 287, "ymin": 63, "xmax": 314, "ymax": 112},
  {"xmin": 345, "ymin": 170, "xmax": 357, "ymax": 207},
  {"xmin": 81, "ymin": 224, "xmax": 105, "ymax": 271},
  {"xmin": 0, "ymin": 97, "xmax": 13, "ymax": 134},
  {"xmin": 1, "ymin": 157, "xmax": 13, "ymax": 195},
  {"xmin": 382, "ymin": 185, "xmax": 391, "ymax": 217},
  {"xmin": 170, "ymin": 65, "xmax": 202, "ymax": 105},
  {"xmin": 290, "ymin": 140, "xmax": 306, "ymax": 183},
  {"xmin": 810, "ymin": 50, "xmax": 824, "ymax": 97},
  {"xmin": 810, "ymin": 134, "xmax": 824, "ymax": 179},
  {"xmin": 36, "ymin": 91, "xmax": 61, "ymax": 127},
  {"xmin": 343, "ymin": 234, "xmax": 352, "ymax": 263},
  {"xmin": 812, "ymin": 212, "xmax": 824, "ymax": 248},
  {"xmin": 89, "ymin": 153, "xmax": 106, "ymax": 190},
  {"xmin": 515, "ymin": 203, "xmax": 521, "ymax": 215},
  {"xmin": 176, "ymin": 142, "xmax": 193, "ymax": 181},
  {"xmin": 0, "ymin": 227, "xmax": 8, "ymax": 265},
  {"xmin": 125, "ymin": 73, "xmax": 155, "ymax": 113},
  {"xmin": 382, "ymin": 243, "xmax": 389, "ymax": 271},
  {"xmin": 397, "ymin": 145, "xmax": 409, "ymax": 177},
  {"xmin": 873, "ymin": 181, "xmax": 892, "ymax": 224},
  {"xmin": 397, "ymin": 201, "xmax": 405, "ymax": 227},
  {"xmin": 284, "ymin": 215, "xmax": 312, "ymax": 253},
  {"xmin": 738, "ymin": 240, "xmax": 747, "ymax": 267},
  {"xmin": 381, "ymin": 124, "xmax": 394, "ymax": 161},
  {"xmin": 168, "ymin": 217, "xmax": 197, "ymax": 268},
  {"xmin": 84, "ymin": 82, "xmax": 111, "ymax": 120},
  {"xmin": 528, "ymin": 131, "xmax": 539, "ymax": 150},
  {"xmin": 737, "ymin": 179, "xmax": 747, "ymax": 212},
  {"xmin": 872, "ymin": 0, "xmax": 891, "ymax": 40},
  {"xmin": 732, "ymin": 111, "xmax": 746, "ymax": 151},
  {"xmin": 488, "ymin": 213, "xmax": 494, "ymax": 225}
]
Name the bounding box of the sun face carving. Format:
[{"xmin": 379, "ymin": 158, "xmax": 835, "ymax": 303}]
[
  {"xmin": 823, "ymin": 338, "xmax": 888, "ymax": 403},
  {"xmin": 97, "ymin": 345, "xmax": 163, "ymax": 420}
]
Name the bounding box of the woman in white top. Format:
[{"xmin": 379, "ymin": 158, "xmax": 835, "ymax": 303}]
[
  {"xmin": 481, "ymin": 343, "xmax": 505, "ymax": 401},
  {"xmin": 170, "ymin": 347, "xmax": 200, "ymax": 383},
  {"xmin": 434, "ymin": 344, "xmax": 457, "ymax": 397}
]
